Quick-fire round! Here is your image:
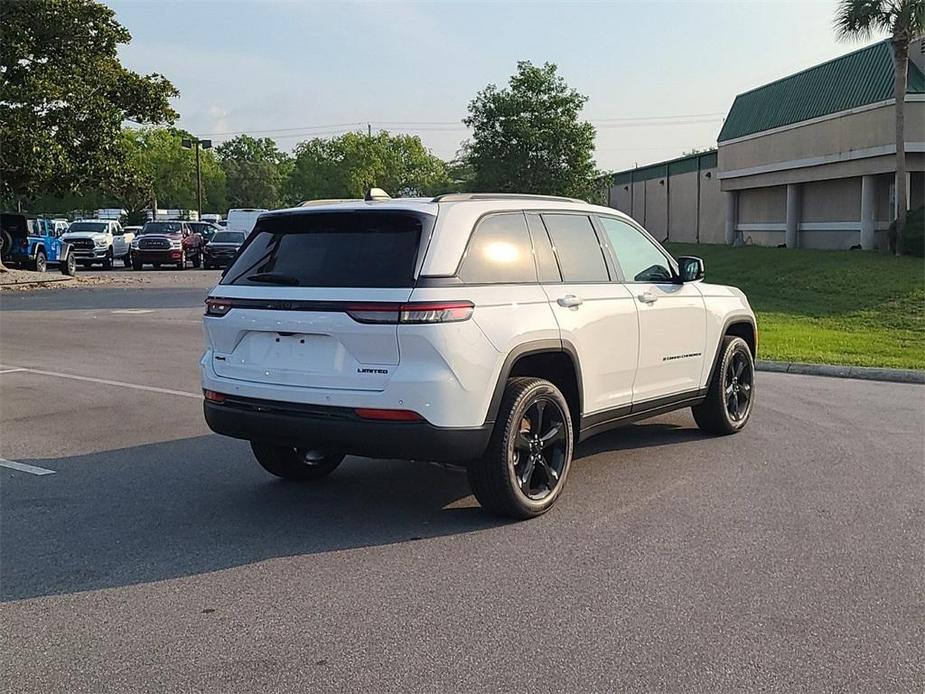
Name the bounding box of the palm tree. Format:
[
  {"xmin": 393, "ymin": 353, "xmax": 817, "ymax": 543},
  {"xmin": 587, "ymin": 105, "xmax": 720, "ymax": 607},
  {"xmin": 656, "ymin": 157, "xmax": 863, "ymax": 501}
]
[{"xmin": 835, "ymin": 0, "xmax": 924, "ymax": 255}]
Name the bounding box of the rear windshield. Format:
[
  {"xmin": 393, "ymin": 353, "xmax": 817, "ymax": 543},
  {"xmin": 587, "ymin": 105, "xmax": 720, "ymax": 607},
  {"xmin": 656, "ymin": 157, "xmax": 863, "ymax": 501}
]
[
  {"xmin": 211, "ymin": 231, "xmax": 245, "ymax": 244},
  {"xmin": 141, "ymin": 222, "xmax": 182, "ymax": 235},
  {"xmin": 221, "ymin": 211, "xmax": 429, "ymax": 288}
]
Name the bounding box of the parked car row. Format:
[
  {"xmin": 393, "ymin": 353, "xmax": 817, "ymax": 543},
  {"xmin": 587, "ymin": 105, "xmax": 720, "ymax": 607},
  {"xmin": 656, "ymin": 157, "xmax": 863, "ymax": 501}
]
[{"xmin": 1, "ymin": 210, "xmax": 258, "ymax": 274}]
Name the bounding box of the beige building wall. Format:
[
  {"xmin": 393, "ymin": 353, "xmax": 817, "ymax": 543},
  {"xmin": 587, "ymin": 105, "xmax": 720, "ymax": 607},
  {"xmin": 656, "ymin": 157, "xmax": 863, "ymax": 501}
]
[
  {"xmin": 698, "ymin": 170, "xmax": 724, "ymax": 243},
  {"xmin": 800, "ymin": 178, "xmax": 862, "ymax": 222},
  {"xmin": 668, "ymin": 171, "xmax": 698, "ymax": 242},
  {"xmin": 719, "ymin": 100, "xmax": 925, "ymax": 188},
  {"xmin": 737, "ymin": 186, "xmax": 786, "ymax": 224},
  {"xmin": 643, "ymin": 178, "xmax": 668, "ymax": 238}
]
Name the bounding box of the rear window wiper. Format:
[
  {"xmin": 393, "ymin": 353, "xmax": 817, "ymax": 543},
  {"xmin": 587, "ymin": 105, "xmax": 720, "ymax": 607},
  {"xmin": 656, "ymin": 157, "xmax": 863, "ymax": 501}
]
[{"xmin": 246, "ymin": 272, "xmax": 301, "ymax": 286}]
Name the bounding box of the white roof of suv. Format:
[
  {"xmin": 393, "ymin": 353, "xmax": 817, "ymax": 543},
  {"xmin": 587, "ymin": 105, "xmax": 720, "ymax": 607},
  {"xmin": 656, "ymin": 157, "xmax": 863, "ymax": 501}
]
[{"xmin": 262, "ymin": 194, "xmax": 636, "ymax": 277}]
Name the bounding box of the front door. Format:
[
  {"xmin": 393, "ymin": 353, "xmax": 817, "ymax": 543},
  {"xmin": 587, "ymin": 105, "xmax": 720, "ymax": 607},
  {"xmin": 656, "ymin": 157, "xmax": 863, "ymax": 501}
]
[{"xmin": 596, "ymin": 215, "xmax": 707, "ymax": 404}]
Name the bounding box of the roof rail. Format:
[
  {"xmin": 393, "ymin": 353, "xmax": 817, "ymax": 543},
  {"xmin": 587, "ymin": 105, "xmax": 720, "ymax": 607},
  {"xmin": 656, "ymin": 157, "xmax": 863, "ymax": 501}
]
[{"xmin": 431, "ymin": 193, "xmax": 585, "ymax": 204}]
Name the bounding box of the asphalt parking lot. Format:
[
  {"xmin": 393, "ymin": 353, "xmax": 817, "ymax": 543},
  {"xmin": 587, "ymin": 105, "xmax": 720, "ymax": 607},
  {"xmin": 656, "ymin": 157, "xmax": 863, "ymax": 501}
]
[{"xmin": 1, "ymin": 270, "xmax": 923, "ymax": 693}]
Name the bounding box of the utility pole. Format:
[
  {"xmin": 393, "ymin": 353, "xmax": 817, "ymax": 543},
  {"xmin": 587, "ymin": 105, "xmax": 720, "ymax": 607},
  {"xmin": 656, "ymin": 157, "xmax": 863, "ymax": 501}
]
[
  {"xmin": 181, "ymin": 137, "xmax": 212, "ymax": 220},
  {"xmin": 367, "ymin": 122, "xmax": 372, "ymax": 137}
]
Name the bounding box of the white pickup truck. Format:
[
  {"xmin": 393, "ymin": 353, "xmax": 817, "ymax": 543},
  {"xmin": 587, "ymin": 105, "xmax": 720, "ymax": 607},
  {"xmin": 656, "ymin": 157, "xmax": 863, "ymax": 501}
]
[{"xmin": 61, "ymin": 219, "xmax": 135, "ymax": 269}]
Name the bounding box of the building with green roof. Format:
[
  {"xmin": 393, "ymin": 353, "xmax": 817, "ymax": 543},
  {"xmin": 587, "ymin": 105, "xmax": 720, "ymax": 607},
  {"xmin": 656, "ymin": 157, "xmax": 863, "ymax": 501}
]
[{"xmin": 607, "ymin": 37, "xmax": 925, "ymax": 250}]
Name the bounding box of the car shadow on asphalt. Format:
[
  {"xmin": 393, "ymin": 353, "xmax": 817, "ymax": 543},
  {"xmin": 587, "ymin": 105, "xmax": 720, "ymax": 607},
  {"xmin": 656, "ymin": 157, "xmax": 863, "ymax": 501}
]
[{"xmin": 2, "ymin": 419, "xmax": 707, "ymax": 602}]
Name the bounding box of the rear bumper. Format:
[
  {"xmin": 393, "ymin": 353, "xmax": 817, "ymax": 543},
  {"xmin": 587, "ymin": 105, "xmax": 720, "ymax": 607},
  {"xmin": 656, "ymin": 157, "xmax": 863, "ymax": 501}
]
[{"xmin": 203, "ymin": 397, "xmax": 492, "ymax": 462}]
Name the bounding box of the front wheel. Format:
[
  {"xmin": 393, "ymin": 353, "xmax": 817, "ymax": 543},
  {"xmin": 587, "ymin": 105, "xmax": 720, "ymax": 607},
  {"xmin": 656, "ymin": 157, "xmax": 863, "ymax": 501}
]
[
  {"xmin": 468, "ymin": 377, "xmax": 574, "ymax": 519},
  {"xmin": 60, "ymin": 253, "xmax": 77, "ymax": 276},
  {"xmin": 176, "ymin": 252, "xmax": 186, "ymax": 270},
  {"xmin": 101, "ymin": 249, "xmax": 113, "ymax": 270},
  {"xmin": 692, "ymin": 335, "xmax": 755, "ymax": 435},
  {"xmin": 251, "ymin": 441, "xmax": 345, "ymax": 481},
  {"xmin": 123, "ymin": 253, "xmax": 132, "ymax": 267},
  {"xmin": 132, "ymin": 256, "xmax": 143, "ymax": 271},
  {"xmin": 191, "ymin": 254, "xmax": 201, "ymax": 269}
]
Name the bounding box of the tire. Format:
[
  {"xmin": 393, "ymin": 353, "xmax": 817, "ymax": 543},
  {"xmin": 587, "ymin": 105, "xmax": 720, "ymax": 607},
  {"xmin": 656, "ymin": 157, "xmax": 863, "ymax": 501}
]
[
  {"xmin": 123, "ymin": 253, "xmax": 132, "ymax": 267},
  {"xmin": 0, "ymin": 230, "xmax": 12, "ymax": 260},
  {"xmin": 250, "ymin": 441, "xmax": 345, "ymax": 481},
  {"xmin": 31, "ymin": 249, "xmax": 47, "ymax": 273},
  {"xmin": 467, "ymin": 377, "xmax": 574, "ymax": 519},
  {"xmin": 176, "ymin": 252, "xmax": 186, "ymax": 270},
  {"xmin": 692, "ymin": 336, "xmax": 755, "ymax": 435},
  {"xmin": 192, "ymin": 254, "xmax": 201, "ymax": 269},
  {"xmin": 203, "ymin": 260, "xmax": 213, "ymax": 270},
  {"xmin": 132, "ymin": 256, "xmax": 143, "ymax": 271},
  {"xmin": 60, "ymin": 253, "xmax": 77, "ymax": 276},
  {"xmin": 102, "ymin": 249, "xmax": 113, "ymax": 270}
]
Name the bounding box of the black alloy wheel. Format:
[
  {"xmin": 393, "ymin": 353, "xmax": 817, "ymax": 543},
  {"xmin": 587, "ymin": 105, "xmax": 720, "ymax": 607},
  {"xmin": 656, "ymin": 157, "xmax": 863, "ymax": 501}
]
[
  {"xmin": 692, "ymin": 335, "xmax": 755, "ymax": 435},
  {"xmin": 468, "ymin": 377, "xmax": 575, "ymax": 519},
  {"xmin": 512, "ymin": 397, "xmax": 568, "ymax": 501},
  {"xmin": 724, "ymin": 348, "xmax": 753, "ymax": 423}
]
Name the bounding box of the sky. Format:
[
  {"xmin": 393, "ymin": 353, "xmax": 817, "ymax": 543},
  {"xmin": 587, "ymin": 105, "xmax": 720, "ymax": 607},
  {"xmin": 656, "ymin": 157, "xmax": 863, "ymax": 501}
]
[{"xmin": 109, "ymin": 0, "xmax": 871, "ymax": 173}]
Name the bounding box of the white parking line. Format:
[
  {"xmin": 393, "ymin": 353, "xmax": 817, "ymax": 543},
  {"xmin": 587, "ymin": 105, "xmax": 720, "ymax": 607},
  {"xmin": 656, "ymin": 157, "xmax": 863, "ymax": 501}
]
[
  {"xmin": 0, "ymin": 458, "xmax": 56, "ymax": 476},
  {"xmin": 111, "ymin": 309, "xmax": 155, "ymax": 314},
  {"xmin": 0, "ymin": 365, "xmax": 200, "ymax": 399},
  {"xmin": 0, "ymin": 368, "xmax": 25, "ymax": 374}
]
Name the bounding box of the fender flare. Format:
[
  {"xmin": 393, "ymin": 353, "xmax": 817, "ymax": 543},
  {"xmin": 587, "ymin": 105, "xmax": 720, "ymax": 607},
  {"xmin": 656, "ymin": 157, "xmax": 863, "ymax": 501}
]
[
  {"xmin": 704, "ymin": 314, "xmax": 758, "ymax": 388},
  {"xmin": 483, "ymin": 339, "xmax": 583, "ymax": 425}
]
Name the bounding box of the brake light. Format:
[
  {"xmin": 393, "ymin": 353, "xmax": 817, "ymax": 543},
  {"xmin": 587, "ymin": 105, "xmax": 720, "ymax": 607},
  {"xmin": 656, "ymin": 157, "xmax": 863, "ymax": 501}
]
[
  {"xmin": 203, "ymin": 389, "xmax": 226, "ymax": 403},
  {"xmin": 354, "ymin": 408, "xmax": 423, "ymax": 421},
  {"xmin": 205, "ymin": 297, "xmax": 232, "ymax": 316},
  {"xmin": 346, "ymin": 301, "xmax": 474, "ymax": 324}
]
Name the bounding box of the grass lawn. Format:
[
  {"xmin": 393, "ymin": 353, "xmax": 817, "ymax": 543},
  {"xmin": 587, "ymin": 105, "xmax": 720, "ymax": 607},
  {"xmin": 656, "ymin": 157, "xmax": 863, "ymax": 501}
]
[{"xmin": 666, "ymin": 243, "xmax": 925, "ymax": 370}]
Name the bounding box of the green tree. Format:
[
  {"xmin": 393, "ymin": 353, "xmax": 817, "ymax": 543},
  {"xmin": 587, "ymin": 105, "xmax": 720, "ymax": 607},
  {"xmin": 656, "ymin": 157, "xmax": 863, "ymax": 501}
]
[
  {"xmin": 286, "ymin": 131, "xmax": 449, "ymax": 201},
  {"xmin": 216, "ymin": 135, "xmax": 291, "ymax": 209},
  {"xmin": 124, "ymin": 127, "xmax": 226, "ymax": 213},
  {"xmin": 463, "ymin": 61, "xmax": 599, "ymax": 200},
  {"xmin": 0, "ymin": 0, "xmax": 178, "ymax": 207},
  {"xmin": 836, "ymin": 0, "xmax": 925, "ymax": 255}
]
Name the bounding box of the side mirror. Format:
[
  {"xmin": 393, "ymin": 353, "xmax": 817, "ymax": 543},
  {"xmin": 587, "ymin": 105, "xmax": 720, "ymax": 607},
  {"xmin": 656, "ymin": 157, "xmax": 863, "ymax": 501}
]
[{"xmin": 677, "ymin": 256, "xmax": 705, "ymax": 282}]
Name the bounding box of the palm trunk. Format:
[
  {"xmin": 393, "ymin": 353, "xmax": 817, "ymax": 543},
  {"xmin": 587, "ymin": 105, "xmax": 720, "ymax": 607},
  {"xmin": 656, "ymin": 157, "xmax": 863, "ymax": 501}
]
[{"xmin": 892, "ymin": 38, "xmax": 908, "ymax": 256}]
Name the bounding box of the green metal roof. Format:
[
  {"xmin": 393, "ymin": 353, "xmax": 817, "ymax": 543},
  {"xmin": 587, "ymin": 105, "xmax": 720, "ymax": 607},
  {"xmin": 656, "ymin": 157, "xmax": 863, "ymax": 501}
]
[
  {"xmin": 718, "ymin": 40, "xmax": 925, "ymax": 142},
  {"xmin": 608, "ymin": 150, "xmax": 717, "ymax": 185}
]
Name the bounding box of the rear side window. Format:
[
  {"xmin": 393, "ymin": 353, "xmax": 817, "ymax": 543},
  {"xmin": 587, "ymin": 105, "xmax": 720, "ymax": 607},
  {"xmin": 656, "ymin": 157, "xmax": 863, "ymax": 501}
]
[
  {"xmin": 222, "ymin": 211, "xmax": 427, "ymax": 288},
  {"xmin": 458, "ymin": 213, "xmax": 536, "ymax": 284},
  {"xmin": 541, "ymin": 214, "xmax": 609, "ymax": 282}
]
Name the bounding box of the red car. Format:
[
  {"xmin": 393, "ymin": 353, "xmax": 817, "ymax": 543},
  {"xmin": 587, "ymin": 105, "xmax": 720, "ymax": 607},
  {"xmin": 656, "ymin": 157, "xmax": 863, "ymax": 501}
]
[{"xmin": 131, "ymin": 221, "xmax": 204, "ymax": 270}]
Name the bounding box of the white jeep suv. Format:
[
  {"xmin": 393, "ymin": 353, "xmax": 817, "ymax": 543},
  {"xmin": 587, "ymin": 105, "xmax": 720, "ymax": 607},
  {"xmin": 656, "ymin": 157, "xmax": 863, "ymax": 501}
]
[{"xmin": 201, "ymin": 194, "xmax": 757, "ymax": 518}]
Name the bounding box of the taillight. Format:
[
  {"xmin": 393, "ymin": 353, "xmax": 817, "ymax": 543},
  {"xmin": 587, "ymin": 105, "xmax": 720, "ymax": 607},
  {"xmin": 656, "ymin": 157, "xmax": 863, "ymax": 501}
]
[
  {"xmin": 346, "ymin": 301, "xmax": 474, "ymax": 324},
  {"xmin": 354, "ymin": 408, "xmax": 422, "ymax": 421},
  {"xmin": 203, "ymin": 389, "xmax": 226, "ymax": 403},
  {"xmin": 205, "ymin": 297, "xmax": 232, "ymax": 316}
]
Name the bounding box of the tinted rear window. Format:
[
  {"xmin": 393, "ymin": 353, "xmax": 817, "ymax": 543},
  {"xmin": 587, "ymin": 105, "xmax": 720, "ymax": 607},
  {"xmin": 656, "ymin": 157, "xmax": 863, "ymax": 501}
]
[
  {"xmin": 221, "ymin": 211, "xmax": 428, "ymax": 288},
  {"xmin": 211, "ymin": 232, "xmax": 245, "ymax": 244}
]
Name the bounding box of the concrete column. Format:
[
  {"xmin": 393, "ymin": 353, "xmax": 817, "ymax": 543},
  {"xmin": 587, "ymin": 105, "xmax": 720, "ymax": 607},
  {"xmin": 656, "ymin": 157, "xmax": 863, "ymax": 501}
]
[
  {"xmin": 860, "ymin": 175, "xmax": 876, "ymax": 250},
  {"xmin": 724, "ymin": 191, "xmax": 738, "ymax": 245},
  {"xmin": 785, "ymin": 183, "xmax": 801, "ymax": 249}
]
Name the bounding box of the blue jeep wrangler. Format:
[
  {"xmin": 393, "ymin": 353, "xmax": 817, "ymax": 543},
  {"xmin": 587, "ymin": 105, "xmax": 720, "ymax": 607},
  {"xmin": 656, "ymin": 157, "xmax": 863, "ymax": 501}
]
[{"xmin": 0, "ymin": 213, "xmax": 77, "ymax": 276}]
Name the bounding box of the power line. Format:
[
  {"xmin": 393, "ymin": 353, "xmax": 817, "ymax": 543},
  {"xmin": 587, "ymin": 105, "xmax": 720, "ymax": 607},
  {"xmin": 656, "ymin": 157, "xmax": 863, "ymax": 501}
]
[{"xmin": 196, "ymin": 111, "xmax": 726, "ymax": 140}]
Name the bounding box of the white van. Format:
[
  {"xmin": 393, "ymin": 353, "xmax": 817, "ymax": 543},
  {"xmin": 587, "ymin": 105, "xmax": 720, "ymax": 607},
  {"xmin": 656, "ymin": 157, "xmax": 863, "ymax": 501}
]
[{"xmin": 226, "ymin": 208, "xmax": 267, "ymax": 236}]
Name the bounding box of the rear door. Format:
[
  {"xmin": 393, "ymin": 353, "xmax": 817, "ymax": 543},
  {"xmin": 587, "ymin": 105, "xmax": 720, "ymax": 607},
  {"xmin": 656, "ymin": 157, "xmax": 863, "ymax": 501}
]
[
  {"xmin": 596, "ymin": 215, "xmax": 707, "ymax": 402},
  {"xmin": 205, "ymin": 210, "xmax": 430, "ymax": 392},
  {"xmin": 530, "ymin": 212, "xmax": 639, "ymax": 418}
]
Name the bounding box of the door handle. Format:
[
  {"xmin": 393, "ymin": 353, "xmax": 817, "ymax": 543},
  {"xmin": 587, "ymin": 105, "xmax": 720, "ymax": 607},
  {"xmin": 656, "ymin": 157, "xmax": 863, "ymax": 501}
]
[
  {"xmin": 637, "ymin": 291, "xmax": 658, "ymax": 304},
  {"xmin": 557, "ymin": 295, "xmax": 584, "ymax": 308}
]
